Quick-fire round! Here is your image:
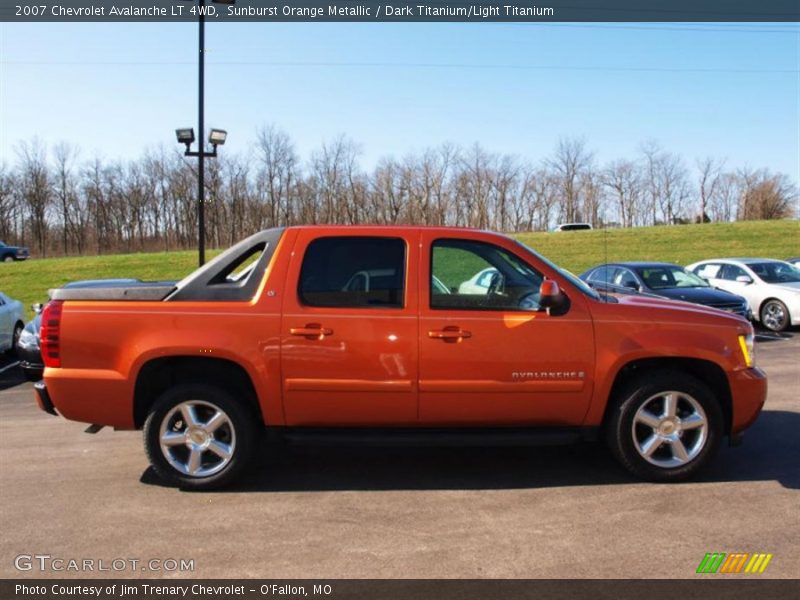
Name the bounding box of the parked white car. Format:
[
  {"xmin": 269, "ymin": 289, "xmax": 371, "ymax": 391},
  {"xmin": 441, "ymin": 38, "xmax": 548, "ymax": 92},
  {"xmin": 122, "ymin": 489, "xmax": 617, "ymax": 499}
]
[
  {"xmin": 458, "ymin": 267, "xmax": 500, "ymax": 295},
  {"xmin": 553, "ymin": 222, "xmax": 593, "ymax": 232},
  {"xmin": 686, "ymin": 258, "xmax": 800, "ymax": 332},
  {"xmin": 0, "ymin": 291, "xmax": 25, "ymax": 353}
]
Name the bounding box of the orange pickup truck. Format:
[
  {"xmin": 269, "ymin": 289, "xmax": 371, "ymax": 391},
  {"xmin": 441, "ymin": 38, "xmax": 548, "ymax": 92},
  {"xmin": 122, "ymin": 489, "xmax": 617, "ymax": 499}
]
[{"xmin": 35, "ymin": 226, "xmax": 766, "ymax": 489}]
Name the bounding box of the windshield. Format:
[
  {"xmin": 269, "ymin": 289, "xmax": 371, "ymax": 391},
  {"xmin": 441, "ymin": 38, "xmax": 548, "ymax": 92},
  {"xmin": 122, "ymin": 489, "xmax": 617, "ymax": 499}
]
[
  {"xmin": 635, "ymin": 265, "xmax": 709, "ymax": 290},
  {"xmin": 515, "ymin": 241, "xmax": 601, "ymax": 301},
  {"xmin": 749, "ymin": 261, "xmax": 800, "ymax": 284}
]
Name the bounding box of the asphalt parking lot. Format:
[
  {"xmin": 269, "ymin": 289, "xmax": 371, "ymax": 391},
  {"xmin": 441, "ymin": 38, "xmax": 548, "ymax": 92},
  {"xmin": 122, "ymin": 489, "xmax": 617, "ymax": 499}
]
[{"xmin": 0, "ymin": 333, "xmax": 798, "ymax": 580}]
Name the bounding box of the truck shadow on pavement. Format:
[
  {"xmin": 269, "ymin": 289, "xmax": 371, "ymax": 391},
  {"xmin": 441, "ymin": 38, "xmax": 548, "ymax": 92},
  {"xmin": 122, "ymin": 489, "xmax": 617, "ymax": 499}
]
[{"xmin": 140, "ymin": 410, "xmax": 799, "ymax": 492}]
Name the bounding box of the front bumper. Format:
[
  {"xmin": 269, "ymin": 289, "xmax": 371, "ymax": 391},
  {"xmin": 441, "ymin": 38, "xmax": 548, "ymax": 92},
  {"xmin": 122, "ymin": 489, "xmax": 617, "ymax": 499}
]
[
  {"xmin": 20, "ymin": 361, "xmax": 43, "ymax": 382},
  {"xmin": 730, "ymin": 367, "xmax": 768, "ymax": 434}
]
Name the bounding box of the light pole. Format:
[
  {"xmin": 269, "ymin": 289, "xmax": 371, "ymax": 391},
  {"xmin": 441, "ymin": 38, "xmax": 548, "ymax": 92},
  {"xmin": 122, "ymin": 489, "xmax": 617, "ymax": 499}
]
[{"xmin": 176, "ymin": 0, "xmax": 235, "ymax": 267}]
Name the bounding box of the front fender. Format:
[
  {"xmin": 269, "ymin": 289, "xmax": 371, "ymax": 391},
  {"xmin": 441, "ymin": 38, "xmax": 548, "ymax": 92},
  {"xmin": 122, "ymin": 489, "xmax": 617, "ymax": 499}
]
[{"xmin": 584, "ymin": 320, "xmax": 741, "ymax": 427}]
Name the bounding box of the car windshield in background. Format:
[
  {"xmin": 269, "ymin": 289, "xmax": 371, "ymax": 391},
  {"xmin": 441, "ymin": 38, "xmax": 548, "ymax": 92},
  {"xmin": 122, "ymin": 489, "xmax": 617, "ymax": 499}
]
[
  {"xmin": 515, "ymin": 241, "xmax": 600, "ymax": 301},
  {"xmin": 636, "ymin": 266, "xmax": 709, "ymax": 290},
  {"xmin": 750, "ymin": 261, "xmax": 800, "ymax": 284}
]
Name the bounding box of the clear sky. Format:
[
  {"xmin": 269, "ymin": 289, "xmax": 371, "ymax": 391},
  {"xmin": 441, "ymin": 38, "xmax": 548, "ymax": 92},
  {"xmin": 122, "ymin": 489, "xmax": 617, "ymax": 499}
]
[{"xmin": 1, "ymin": 21, "xmax": 798, "ymax": 178}]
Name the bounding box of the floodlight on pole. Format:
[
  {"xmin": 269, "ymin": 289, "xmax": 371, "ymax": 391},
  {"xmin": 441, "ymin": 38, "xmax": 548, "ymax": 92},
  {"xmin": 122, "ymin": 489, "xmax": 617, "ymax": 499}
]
[
  {"xmin": 175, "ymin": 0, "xmax": 235, "ymax": 267},
  {"xmin": 208, "ymin": 129, "xmax": 227, "ymax": 147}
]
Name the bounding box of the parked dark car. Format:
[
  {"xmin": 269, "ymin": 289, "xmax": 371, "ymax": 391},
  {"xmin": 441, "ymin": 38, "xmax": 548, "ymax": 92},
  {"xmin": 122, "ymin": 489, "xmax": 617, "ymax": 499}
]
[
  {"xmin": 580, "ymin": 262, "xmax": 751, "ymax": 318},
  {"xmin": 16, "ymin": 278, "xmax": 176, "ymax": 381},
  {"xmin": 0, "ymin": 241, "xmax": 29, "ymax": 262},
  {"xmin": 17, "ymin": 313, "xmax": 42, "ymax": 381}
]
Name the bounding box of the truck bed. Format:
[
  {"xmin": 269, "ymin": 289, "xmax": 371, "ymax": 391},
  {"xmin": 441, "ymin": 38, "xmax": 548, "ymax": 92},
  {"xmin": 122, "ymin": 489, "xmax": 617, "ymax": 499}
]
[{"xmin": 49, "ymin": 281, "xmax": 177, "ymax": 302}]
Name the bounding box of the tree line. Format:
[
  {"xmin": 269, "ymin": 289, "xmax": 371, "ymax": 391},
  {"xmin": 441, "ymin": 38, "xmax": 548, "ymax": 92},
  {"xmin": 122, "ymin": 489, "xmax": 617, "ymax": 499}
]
[{"xmin": 0, "ymin": 128, "xmax": 796, "ymax": 257}]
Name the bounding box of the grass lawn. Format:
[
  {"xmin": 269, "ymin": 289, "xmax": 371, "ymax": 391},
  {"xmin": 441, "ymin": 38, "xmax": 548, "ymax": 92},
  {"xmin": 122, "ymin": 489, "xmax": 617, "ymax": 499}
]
[{"xmin": 1, "ymin": 220, "xmax": 797, "ymax": 319}]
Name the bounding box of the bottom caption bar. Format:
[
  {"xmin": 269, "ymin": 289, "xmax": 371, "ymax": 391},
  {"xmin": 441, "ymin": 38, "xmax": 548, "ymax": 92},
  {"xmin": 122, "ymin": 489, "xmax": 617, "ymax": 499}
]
[{"xmin": 4, "ymin": 579, "xmax": 799, "ymax": 600}]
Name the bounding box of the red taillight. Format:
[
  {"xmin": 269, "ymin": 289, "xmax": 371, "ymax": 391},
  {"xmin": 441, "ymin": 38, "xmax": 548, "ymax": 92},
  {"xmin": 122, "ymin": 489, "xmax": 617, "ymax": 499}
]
[{"xmin": 40, "ymin": 300, "xmax": 64, "ymax": 368}]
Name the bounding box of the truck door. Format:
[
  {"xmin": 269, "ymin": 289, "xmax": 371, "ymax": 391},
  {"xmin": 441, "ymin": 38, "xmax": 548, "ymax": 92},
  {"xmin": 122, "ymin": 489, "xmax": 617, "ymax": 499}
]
[
  {"xmin": 418, "ymin": 231, "xmax": 594, "ymax": 425},
  {"xmin": 280, "ymin": 230, "xmax": 419, "ymax": 426}
]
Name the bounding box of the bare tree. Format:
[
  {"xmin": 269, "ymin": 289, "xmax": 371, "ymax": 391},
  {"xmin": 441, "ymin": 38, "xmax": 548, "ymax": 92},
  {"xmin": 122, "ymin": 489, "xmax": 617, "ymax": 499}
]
[
  {"xmin": 696, "ymin": 156, "xmax": 725, "ymax": 223},
  {"xmin": 603, "ymin": 159, "xmax": 641, "ymax": 227},
  {"xmin": 2, "ymin": 132, "xmax": 796, "ymax": 257},
  {"xmin": 528, "ymin": 167, "xmax": 558, "ymax": 231},
  {"xmin": 492, "ymin": 154, "xmax": 520, "ymax": 231},
  {"xmin": 640, "ymin": 142, "xmax": 691, "ymax": 224},
  {"xmin": 548, "ymin": 137, "xmax": 593, "ymax": 224},
  {"xmin": 310, "ymin": 135, "xmax": 362, "ymax": 224},
  {"xmin": 640, "ymin": 140, "xmax": 663, "ymax": 226},
  {"xmin": 15, "ymin": 139, "xmax": 51, "ymax": 256},
  {"xmin": 0, "ymin": 163, "xmax": 19, "ymax": 242},
  {"xmin": 708, "ymin": 172, "xmax": 739, "ymax": 223},
  {"xmin": 738, "ymin": 168, "xmax": 797, "ymax": 220},
  {"xmin": 580, "ymin": 170, "xmax": 604, "ymax": 228},
  {"xmin": 658, "ymin": 153, "xmax": 691, "ymax": 224},
  {"xmin": 429, "ymin": 144, "xmax": 457, "ymax": 226},
  {"xmin": 255, "ymin": 125, "xmax": 299, "ymax": 228}
]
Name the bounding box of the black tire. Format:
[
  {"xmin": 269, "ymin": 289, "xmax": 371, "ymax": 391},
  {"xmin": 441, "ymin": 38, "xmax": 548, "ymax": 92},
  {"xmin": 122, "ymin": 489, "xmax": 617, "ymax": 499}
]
[
  {"xmin": 143, "ymin": 384, "xmax": 257, "ymax": 490},
  {"xmin": 9, "ymin": 322, "xmax": 23, "ymax": 356},
  {"xmin": 2, "ymin": 255, "xmax": 14, "ymax": 262},
  {"xmin": 605, "ymin": 370, "xmax": 723, "ymax": 482},
  {"xmin": 760, "ymin": 299, "xmax": 790, "ymax": 333}
]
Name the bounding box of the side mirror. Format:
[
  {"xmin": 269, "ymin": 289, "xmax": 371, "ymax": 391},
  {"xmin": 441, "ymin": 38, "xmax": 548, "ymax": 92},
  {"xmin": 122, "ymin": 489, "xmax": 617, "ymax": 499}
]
[
  {"xmin": 539, "ymin": 280, "xmax": 569, "ymax": 315},
  {"xmin": 735, "ymin": 275, "xmax": 753, "ymax": 284},
  {"xmin": 623, "ymin": 281, "xmax": 640, "ymax": 292}
]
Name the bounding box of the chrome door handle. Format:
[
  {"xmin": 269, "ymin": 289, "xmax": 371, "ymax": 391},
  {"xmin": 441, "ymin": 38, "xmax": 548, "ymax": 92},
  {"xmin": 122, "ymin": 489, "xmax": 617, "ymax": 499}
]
[
  {"xmin": 428, "ymin": 327, "xmax": 472, "ymax": 342},
  {"xmin": 290, "ymin": 324, "xmax": 333, "ymax": 340}
]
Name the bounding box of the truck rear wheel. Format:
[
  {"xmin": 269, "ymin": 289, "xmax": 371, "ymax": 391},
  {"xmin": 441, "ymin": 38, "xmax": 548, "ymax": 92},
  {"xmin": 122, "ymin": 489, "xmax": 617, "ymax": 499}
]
[
  {"xmin": 143, "ymin": 384, "xmax": 256, "ymax": 490},
  {"xmin": 606, "ymin": 371, "xmax": 723, "ymax": 481}
]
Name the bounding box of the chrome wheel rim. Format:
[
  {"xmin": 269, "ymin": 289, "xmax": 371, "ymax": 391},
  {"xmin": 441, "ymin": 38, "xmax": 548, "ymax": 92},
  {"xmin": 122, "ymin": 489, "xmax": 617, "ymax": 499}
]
[
  {"xmin": 632, "ymin": 391, "xmax": 707, "ymax": 469},
  {"xmin": 159, "ymin": 401, "xmax": 236, "ymax": 478},
  {"xmin": 762, "ymin": 302, "xmax": 786, "ymax": 331}
]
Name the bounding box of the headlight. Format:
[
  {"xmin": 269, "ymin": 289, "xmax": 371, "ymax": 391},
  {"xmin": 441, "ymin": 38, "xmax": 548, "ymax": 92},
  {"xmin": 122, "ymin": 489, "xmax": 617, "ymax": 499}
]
[
  {"xmin": 17, "ymin": 327, "xmax": 37, "ymax": 350},
  {"xmin": 738, "ymin": 333, "xmax": 755, "ymax": 368}
]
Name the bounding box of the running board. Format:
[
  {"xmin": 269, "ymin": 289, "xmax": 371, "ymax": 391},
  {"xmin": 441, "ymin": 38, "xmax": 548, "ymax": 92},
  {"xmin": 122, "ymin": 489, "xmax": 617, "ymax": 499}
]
[{"xmin": 275, "ymin": 427, "xmax": 597, "ymax": 447}]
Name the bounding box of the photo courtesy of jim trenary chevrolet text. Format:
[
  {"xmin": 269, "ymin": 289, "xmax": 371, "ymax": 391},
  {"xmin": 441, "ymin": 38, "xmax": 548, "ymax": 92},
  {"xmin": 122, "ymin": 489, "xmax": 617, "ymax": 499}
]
[{"xmin": 0, "ymin": 0, "xmax": 798, "ymax": 598}]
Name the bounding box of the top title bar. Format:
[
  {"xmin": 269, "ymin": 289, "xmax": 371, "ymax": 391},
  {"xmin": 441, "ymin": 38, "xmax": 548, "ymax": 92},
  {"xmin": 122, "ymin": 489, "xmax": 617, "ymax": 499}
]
[{"xmin": 1, "ymin": 0, "xmax": 799, "ymax": 22}]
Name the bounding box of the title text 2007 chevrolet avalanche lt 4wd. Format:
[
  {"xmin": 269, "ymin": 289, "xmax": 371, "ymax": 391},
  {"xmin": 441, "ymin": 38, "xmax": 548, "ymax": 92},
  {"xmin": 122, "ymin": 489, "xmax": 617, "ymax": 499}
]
[{"xmin": 35, "ymin": 226, "xmax": 766, "ymax": 489}]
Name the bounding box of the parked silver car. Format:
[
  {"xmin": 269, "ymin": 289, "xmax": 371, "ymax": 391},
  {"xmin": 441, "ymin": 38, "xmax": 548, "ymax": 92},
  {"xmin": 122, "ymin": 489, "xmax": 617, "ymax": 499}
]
[{"xmin": 0, "ymin": 292, "xmax": 25, "ymax": 354}]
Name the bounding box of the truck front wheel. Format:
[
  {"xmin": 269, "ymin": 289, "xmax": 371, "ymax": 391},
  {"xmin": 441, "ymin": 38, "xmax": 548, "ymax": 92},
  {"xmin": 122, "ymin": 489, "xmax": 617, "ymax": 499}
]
[
  {"xmin": 606, "ymin": 371, "xmax": 723, "ymax": 481},
  {"xmin": 143, "ymin": 384, "xmax": 256, "ymax": 490}
]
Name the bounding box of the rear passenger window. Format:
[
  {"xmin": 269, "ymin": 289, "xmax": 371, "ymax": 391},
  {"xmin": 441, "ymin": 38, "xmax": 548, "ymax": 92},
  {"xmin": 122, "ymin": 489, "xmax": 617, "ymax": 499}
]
[
  {"xmin": 720, "ymin": 264, "xmax": 747, "ymax": 281},
  {"xmin": 299, "ymin": 237, "xmax": 406, "ymax": 308}
]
